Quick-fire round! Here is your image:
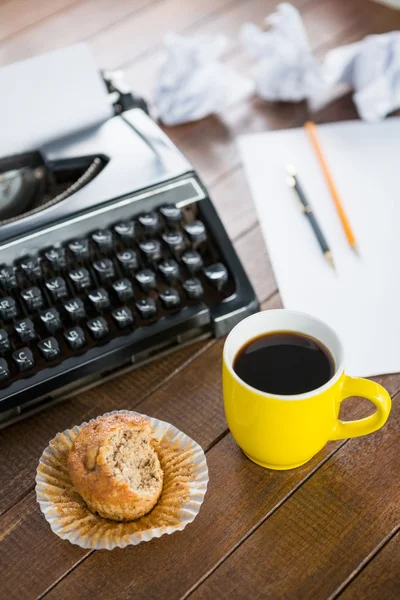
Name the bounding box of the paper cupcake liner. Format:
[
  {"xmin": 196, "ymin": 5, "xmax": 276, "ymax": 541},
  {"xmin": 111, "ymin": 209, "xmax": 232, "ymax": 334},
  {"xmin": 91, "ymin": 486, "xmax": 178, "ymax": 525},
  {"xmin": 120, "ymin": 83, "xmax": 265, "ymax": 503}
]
[{"xmin": 35, "ymin": 410, "xmax": 208, "ymax": 549}]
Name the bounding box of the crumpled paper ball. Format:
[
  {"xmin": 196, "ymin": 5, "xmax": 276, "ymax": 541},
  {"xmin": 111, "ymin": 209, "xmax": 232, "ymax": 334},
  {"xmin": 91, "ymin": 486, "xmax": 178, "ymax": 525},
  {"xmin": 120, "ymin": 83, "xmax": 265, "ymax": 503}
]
[
  {"xmin": 154, "ymin": 32, "xmax": 253, "ymax": 126},
  {"xmin": 322, "ymin": 31, "xmax": 400, "ymax": 122},
  {"xmin": 239, "ymin": 2, "xmax": 324, "ymax": 102}
]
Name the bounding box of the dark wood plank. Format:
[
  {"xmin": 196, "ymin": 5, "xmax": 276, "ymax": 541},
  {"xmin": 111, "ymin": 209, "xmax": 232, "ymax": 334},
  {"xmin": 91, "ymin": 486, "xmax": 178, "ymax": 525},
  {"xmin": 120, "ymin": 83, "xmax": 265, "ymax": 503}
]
[
  {"xmin": 190, "ymin": 397, "xmax": 400, "ymax": 600},
  {"xmin": 0, "ymin": 0, "xmax": 78, "ymax": 42},
  {"xmin": 89, "ymin": 0, "xmax": 247, "ymax": 70},
  {"xmin": 0, "ymin": 0, "xmax": 160, "ymax": 66},
  {"xmin": 338, "ymin": 530, "xmax": 400, "ymax": 600},
  {"xmin": 0, "ymin": 0, "xmax": 247, "ymax": 68},
  {"xmin": 40, "ymin": 386, "xmax": 399, "ymax": 600}
]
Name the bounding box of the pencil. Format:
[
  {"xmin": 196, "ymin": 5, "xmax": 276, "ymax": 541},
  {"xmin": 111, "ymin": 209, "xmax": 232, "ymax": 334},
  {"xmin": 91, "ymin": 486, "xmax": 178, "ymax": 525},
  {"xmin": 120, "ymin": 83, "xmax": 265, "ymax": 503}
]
[
  {"xmin": 304, "ymin": 121, "xmax": 358, "ymax": 253},
  {"xmin": 286, "ymin": 165, "xmax": 335, "ymax": 270}
]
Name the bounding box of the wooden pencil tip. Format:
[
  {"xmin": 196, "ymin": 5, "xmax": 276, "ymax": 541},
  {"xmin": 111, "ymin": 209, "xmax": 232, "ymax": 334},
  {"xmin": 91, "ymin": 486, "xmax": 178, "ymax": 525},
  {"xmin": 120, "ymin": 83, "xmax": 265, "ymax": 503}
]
[
  {"xmin": 324, "ymin": 252, "xmax": 336, "ymax": 271},
  {"xmin": 351, "ymin": 243, "xmax": 360, "ymax": 256}
]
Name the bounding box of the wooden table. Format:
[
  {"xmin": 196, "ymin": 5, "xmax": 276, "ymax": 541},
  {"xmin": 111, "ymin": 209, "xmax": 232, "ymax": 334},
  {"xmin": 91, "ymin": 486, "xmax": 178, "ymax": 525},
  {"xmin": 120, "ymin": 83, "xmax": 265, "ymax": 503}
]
[{"xmin": 1, "ymin": 1, "xmax": 399, "ymax": 598}]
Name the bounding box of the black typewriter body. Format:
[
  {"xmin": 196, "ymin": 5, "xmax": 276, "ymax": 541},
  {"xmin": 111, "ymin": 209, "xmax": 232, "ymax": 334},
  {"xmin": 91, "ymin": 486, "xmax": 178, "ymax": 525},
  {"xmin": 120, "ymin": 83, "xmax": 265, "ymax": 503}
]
[{"xmin": 0, "ymin": 108, "xmax": 258, "ymax": 426}]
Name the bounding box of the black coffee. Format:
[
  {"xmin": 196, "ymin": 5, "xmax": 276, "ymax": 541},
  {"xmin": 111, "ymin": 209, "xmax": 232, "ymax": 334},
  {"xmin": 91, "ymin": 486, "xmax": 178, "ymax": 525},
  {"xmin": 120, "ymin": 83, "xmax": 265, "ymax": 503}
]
[{"xmin": 233, "ymin": 331, "xmax": 335, "ymax": 395}]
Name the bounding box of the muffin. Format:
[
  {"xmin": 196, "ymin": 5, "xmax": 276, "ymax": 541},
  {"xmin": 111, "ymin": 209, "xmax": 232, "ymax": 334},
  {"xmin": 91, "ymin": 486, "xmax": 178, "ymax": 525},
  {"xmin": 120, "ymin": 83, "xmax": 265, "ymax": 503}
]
[{"xmin": 67, "ymin": 413, "xmax": 163, "ymax": 521}]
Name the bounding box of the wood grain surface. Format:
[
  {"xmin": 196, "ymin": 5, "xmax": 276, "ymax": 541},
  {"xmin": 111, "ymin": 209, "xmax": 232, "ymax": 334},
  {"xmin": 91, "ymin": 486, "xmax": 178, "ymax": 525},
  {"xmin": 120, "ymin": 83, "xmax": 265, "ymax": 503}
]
[{"xmin": 0, "ymin": 1, "xmax": 399, "ymax": 598}]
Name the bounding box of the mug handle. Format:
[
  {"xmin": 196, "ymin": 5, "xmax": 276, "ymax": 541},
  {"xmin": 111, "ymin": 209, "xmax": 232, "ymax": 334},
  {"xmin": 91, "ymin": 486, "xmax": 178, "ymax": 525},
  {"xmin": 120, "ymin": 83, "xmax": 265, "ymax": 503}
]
[{"xmin": 331, "ymin": 375, "xmax": 391, "ymax": 440}]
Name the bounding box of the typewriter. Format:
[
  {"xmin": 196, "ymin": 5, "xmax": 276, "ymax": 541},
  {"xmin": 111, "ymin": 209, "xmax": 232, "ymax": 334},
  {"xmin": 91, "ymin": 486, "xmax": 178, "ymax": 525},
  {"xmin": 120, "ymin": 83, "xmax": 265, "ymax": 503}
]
[{"xmin": 0, "ymin": 75, "xmax": 258, "ymax": 426}]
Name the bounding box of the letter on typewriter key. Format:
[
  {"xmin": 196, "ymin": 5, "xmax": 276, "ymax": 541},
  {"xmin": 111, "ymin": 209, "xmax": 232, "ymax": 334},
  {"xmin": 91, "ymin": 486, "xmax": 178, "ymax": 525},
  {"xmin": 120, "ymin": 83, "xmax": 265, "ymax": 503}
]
[
  {"xmin": 12, "ymin": 347, "xmax": 34, "ymax": 372},
  {"xmin": 181, "ymin": 250, "xmax": 204, "ymax": 273},
  {"xmin": 0, "ymin": 297, "xmax": 18, "ymax": 321},
  {"xmin": 184, "ymin": 221, "xmax": 207, "ymax": 245},
  {"xmin": 0, "ymin": 329, "xmax": 10, "ymax": 351},
  {"xmin": 19, "ymin": 255, "xmax": 41, "ymax": 280},
  {"xmin": 159, "ymin": 287, "xmax": 180, "ymax": 309},
  {"xmin": 40, "ymin": 308, "xmax": 61, "ymax": 333},
  {"xmin": 159, "ymin": 205, "xmax": 182, "ymax": 224},
  {"xmin": 68, "ymin": 239, "xmax": 90, "ymax": 261},
  {"xmin": 112, "ymin": 307, "xmax": 134, "ymax": 329},
  {"xmin": 87, "ymin": 316, "xmax": 109, "ymax": 340},
  {"xmin": 38, "ymin": 337, "xmax": 60, "ymax": 361},
  {"xmin": 112, "ymin": 279, "xmax": 134, "ymax": 302},
  {"xmin": 203, "ymin": 263, "xmax": 229, "ymax": 290},
  {"xmin": 139, "ymin": 239, "xmax": 162, "ymax": 262},
  {"xmin": 158, "ymin": 259, "xmax": 180, "ymax": 282},
  {"xmin": 93, "ymin": 258, "xmax": 115, "ymax": 281},
  {"xmin": 162, "ymin": 231, "xmax": 185, "ymax": 253},
  {"xmin": 136, "ymin": 297, "xmax": 157, "ymax": 319},
  {"xmin": 44, "ymin": 247, "xmax": 67, "ymax": 269},
  {"xmin": 116, "ymin": 249, "xmax": 138, "ymax": 272},
  {"xmin": 114, "ymin": 221, "xmax": 136, "ymax": 244},
  {"xmin": 45, "ymin": 277, "xmax": 68, "ymax": 301},
  {"xmin": 138, "ymin": 212, "xmax": 160, "ymax": 234},
  {"xmin": 0, "ymin": 358, "xmax": 10, "ymax": 381},
  {"xmin": 0, "ymin": 265, "xmax": 17, "ymax": 289},
  {"xmin": 14, "ymin": 318, "xmax": 36, "ymax": 342},
  {"xmin": 21, "ymin": 286, "xmax": 43, "ymax": 311},
  {"xmin": 183, "ymin": 278, "xmax": 204, "ymax": 300},
  {"xmin": 88, "ymin": 288, "xmax": 110, "ymax": 310},
  {"xmin": 135, "ymin": 269, "xmax": 157, "ymax": 291},
  {"xmin": 64, "ymin": 326, "xmax": 86, "ymax": 350},
  {"xmin": 92, "ymin": 229, "xmax": 113, "ymax": 252},
  {"xmin": 68, "ymin": 267, "xmax": 91, "ymax": 292},
  {"xmin": 63, "ymin": 298, "xmax": 86, "ymax": 320}
]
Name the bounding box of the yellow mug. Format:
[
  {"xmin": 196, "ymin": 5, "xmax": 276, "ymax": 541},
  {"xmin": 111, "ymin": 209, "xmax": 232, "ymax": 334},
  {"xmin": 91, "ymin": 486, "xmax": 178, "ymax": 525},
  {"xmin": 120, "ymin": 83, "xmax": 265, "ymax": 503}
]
[{"xmin": 223, "ymin": 310, "xmax": 392, "ymax": 470}]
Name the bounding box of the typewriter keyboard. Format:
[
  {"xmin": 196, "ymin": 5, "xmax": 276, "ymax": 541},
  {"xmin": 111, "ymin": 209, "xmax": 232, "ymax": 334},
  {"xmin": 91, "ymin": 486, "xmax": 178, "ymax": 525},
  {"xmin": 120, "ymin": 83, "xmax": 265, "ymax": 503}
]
[{"xmin": 0, "ymin": 201, "xmax": 235, "ymax": 389}]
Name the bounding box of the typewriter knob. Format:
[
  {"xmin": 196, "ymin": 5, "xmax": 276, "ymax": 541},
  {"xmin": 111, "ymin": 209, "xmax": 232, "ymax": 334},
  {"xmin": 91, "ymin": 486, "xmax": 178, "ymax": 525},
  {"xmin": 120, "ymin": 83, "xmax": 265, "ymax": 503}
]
[
  {"xmin": 44, "ymin": 247, "xmax": 67, "ymax": 270},
  {"xmin": 181, "ymin": 250, "xmax": 203, "ymax": 273},
  {"xmin": 68, "ymin": 239, "xmax": 90, "ymax": 261},
  {"xmin": 87, "ymin": 316, "xmax": 109, "ymax": 340},
  {"xmin": 135, "ymin": 297, "xmax": 157, "ymax": 319},
  {"xmin": 0, "ymin": 265, "xmax": 17, "ymax": 290},
  {"xmin": 92, "ymin": 229, "xmax": 113, "ymax": 253},
  {"xmin": 114, "ymin": 221, "xmax": 136, "ymax": 244},
  {"xmin": 93, "ymin": 258, "xmax": 115, "ymax": 281},
  {"xmin": 64, "ymin": 326, "xmax": 86, "ymax": 350},
  {"xmin": 182, "ymin": 278, "xmax": 204, "ymax": 300},
  {"xmin": 138, "ymin": 212, "xmax": 160, "ymax": 234},
  {"xmin": 159, "ymin": 205, "xmax": 182, "ymax": 224},
  {"xmin": 12, "ymin": 347, "xmax": 35, "ymax": 372},
  {"xmin": 203, "ymin": 262, "xmax": 229, "ymax": 291},
  {"xmin": 38, "ymin": 337, "xmax": 61, "ymax": 361},
  {"xmin": 116, "ymin": 249, "xmax": 138, "ymax": 272},
  {"xmin": 135, "ymin": 269, "xmax": 157, "ymax": 291},
  {"xmin": 21, "ymin": 286, "xmax": 44, "ymax": 311},
  {"xmin": 184, "ymin": 220, "xmax": 207, "ymax": 245},
  {"xmin": 139, "ymin": 239, "xmax": 162, "ymax": 262},
  {"xmin": 162, "ymin": 231, "xmax": 185, "ymax": 253},
  {"xmin": 158, "ymin": 259, "xmax": 180, "ymax": 282},
  {"xmin": 159, "ymin": 287, "xmax": 180, "ymax": 309},
  {"xmin": 18, "ymin": 255, "xmax": 41, "ymax": 280},
  {"xmin": 112, "ymin": 307, "xmax": 134, "ymax": 329}
]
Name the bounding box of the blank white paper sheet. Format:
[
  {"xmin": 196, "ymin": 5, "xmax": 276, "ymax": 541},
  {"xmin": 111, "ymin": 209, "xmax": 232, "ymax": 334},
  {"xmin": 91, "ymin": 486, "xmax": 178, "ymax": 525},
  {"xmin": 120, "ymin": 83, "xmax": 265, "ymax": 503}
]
[
  {"xmin": 0, "ymin": 44, "xmax": 113, "ymax": 158},
  {"xmin": 238, "ymin": 118, "xmax": 400, "ymax": 377}
]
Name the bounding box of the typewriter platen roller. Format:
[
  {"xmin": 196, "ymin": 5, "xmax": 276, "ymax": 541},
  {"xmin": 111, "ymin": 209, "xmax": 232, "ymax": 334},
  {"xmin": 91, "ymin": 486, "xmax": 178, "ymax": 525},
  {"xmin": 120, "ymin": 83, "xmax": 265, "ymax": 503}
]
[{"xmin": 0, "ymin": 107, "xmax": 258, "ymax": 426}]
